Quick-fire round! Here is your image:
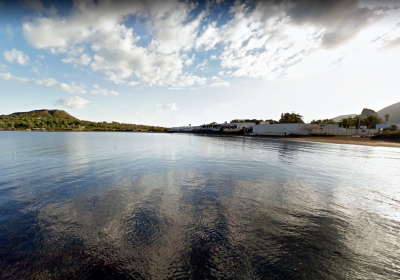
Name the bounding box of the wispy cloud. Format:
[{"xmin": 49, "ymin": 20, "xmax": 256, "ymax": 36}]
[
  {"xmin": 90, "ymin": 84, "xmax": 119, "ymax": 96},
  {"xmin": 4, "ymin": 48, "xmax": 30, "ymax": 65},
  {"xmin": 163, "ymin": 103, "xmax": 178, "ymax": 110},
  {"xmin": 58, "ymin": 82, "xmax": 86, "ymax": 94},
  {"xmin": 55, "ymin": 96, "xmax": 90, "ymax": 109}
]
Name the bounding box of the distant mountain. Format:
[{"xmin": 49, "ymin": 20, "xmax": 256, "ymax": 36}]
[
  {"xmin": 331, "ymin": 114, "xmax": 357, "ymax": 122},
  {"xmin": 10, "ymin": 109, "xmax": 78, "ymax": 120},
  {"xmin": 1, "ymin": 109, "xmax": 167, "ymax": 131},
  {"xmin": 377, "ymin": 101, "xmax": 400, "ymax": 124}
]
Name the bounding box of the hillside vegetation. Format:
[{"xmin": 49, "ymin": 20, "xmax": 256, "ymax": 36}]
[{"xmin": 0, "ymin": 110, "xmax": 167, "ymax": 132}]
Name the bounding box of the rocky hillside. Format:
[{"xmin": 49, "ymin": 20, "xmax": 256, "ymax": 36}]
[
  {"xmin": 10, "ymin": 109, "xmax": 78, "ymax": 120},
  {"xmin": 377, "ymin": 101, "xmax": 400, "ymax": 124},
  {"xmin": 331, "ymin": 101, "xmax": 400, "ymax": 123}
]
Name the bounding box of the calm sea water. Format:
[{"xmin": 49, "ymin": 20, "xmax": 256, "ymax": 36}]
[{"xmin": 0, "ymin": 131, "xmax": 399, "ymax": 279}]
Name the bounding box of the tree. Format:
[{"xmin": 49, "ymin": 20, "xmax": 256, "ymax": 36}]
[
  {"xmin": 365, "ymin": 115, "xmax": 379, "ymax": 129},
  {"xmin": 351, "ymin": 115, "xmax": 362, "ymax": 129},
  {"xmin": 279, "ymin": 112, "xmax": 304, "ymax": 123},
  {"xmin": 385, "ymin": 113, "xmax": 391, "ymax": 123},
  {"xmin": 311, "ymin": 119, "xmax": 336, "ymax": 124},
  {"xmin": 340, "ymin": 118, "xmax": 349, "ymax": 128}
]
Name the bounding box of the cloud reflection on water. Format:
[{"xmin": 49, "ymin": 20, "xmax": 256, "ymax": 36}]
[{"xmin": 31, "ymin": 169, "xmax": 400, "ymax": 279}]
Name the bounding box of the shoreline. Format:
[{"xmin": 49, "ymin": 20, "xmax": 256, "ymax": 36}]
[
  {"xmin": 252, "ymin": 135, "xmax": 400, "ymax": 148},
  {"xmin": 2, "ymin": 130, "xmax": 399, "ymax": 148}
]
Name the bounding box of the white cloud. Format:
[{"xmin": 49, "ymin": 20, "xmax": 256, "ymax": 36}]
[
  {"xmin": 22, "ymin": 0, "xmax": 207, "ymax": 88},
  {"xmin": 55, "ymin": 96, "xmax": 90, "ymax": 109},
  {"xmin": 184, "ymin": 54, "xmax": 195, "ymax": 66},
  {"xmin": 127, "ymin": 81, "xmax": 139, "ymax": 86},
  {"xmin": 0, "ymin": 72, "xmax": 91, "ymax": 95},
  {"xmin": 195, "ymin": 21, "xmax": 221, "ymax": 50},
  {"xmin": 0, "ymin": 72, "xmax": 12, "ymax": 80},
  {"xmin": 58, "ymin": 82, "xmax": 86, "ymax": 94},
  {"xmin": 35, "ymin": 78, "xmax": 57, "ymax": 86},
  {"xmin": 0, "ymin": 62, "xmax": 8, "ymax": 71},
  {"xmin": 90, "ymin": 86, "xmax": 119, "ymax": 96},
  {"xmin": 196, "ymin": 59, "xmax": 208, "ymax": 70},
  {"xmin": 20, "ymin": 0, "xmax": 390, "ymax": 87},
  {"xmin": 4, "ymin": 48, "xmax": 30, "ymax": 65},
  {"xmin": 62, "ymin": 53, "xmax": 91, "ymax": 66},
  {"xmin": 31, "ymin": 66, "xmax": 40, "ymax": 75},
  {"xmin": 210, "ymin": 76, "xmax": 230, "ymax": 87},
  {"xmin": 0, "ymin": 72, "xmax": 30, "ymax": 83},
  {"xmin": 163, "ymin": 103, "xmax": 178, "ymax": 110}
]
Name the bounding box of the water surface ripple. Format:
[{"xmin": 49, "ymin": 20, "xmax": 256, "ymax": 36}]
[{"xmin": 0, "ymin": 132, "xmax": 400, "ymax": 279}]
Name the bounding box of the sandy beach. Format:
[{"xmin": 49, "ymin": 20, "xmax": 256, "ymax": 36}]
[{"xmin": 278, "ymin": 136, "xmax": 400, "ymax": 148}]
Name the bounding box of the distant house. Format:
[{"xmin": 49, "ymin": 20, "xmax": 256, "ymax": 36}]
[{"xmin": 252, "ymin": 123, "xmax": 378, "ymax": 136}]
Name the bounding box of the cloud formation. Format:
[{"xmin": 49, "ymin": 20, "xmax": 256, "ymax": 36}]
[
  {"xmin": 35, "ymin": 78, "xmax": 57, "ymax": 86},
  {"xmin": 0, "ymin": 71, "xmax": 96, "ymax": 96},
  {"xmin": 55, "ymin": 96, "xmax": 90, "ymax": 109},
  {"xmin": 163, "ymin": 103, "xmax": 178, "ymax": 110},
  {"xmin": 58, "ymin": 82, "xmax": 86, "ymax": 94},
  {"xmin": 22, "ymin": 0, "xmax": 207, "ymax": 87},
  {"xmin": 90, "ymin": 84, "xmax": 119, "ymax": 96},
  {"xmin": 0, "ymin": 72, "xmax": 30, "ymax": 83},
  {"xmin": 62, "ymin": 53, "xmax": 92, "ymax": 66},
  {"xmin": 0, "ymin": 62, "xmax": 8, "ymax": 71},
  {"xmin": 4, "ymin": 49, "xmax": 30, "ymax": 65},
  {"xmin": 19, "ymin": 0, "xmax": 394, "ymax": 87}
]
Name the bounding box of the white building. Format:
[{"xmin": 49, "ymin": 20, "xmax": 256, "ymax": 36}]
[
  {"xmin": 222, "ymin": 122, "xmax": 255, "ymax": 132},
  {"xmin": 252, "ymin": 123, "xmax": 378, "ymax": 136}
]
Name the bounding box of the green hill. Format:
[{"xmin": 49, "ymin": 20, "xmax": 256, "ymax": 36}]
[
  {"xmin": 10, "ymin": 109, "xmax": 78, "ymax": 120},
  {"xmin": 0, "ymin": 109, "xmax": 167, "ymax": 132}
]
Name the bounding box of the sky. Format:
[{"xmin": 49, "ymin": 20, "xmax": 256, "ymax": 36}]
[{"xmin": 0, "ymin": 0, "xmax": 400, "ymax": 127}]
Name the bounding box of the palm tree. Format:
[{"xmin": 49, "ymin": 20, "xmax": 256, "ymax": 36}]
[
  {"xmin": 385, "ymin": 113, "xmax": 391, "ymax": 123},
  {"xmin": 351, "ymin": 115, "xmax": 362, "ymax": 129},
  {"xmin": 365, "ymin": 115, "xmax": 379, "ymax": 129},
  {"xmin": 340, "ymin": 118, "xmax": 349, "ymax": 128}
]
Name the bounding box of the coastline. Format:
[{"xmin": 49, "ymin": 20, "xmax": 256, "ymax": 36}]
[
  {"xmin": 263, "ymin": 135, "xmax": 400, "ymax": 148},
  {"xmin": 2, "ymin": 130, "xmax": 399, "ymax": 148},
  {"xmin": 172, "ymin": 132, "xmax": 400, "ymax": 148}
]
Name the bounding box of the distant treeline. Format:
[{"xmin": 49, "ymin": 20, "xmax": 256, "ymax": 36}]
[
  {"xmin": 225, "ymin": 112, "xmax": 385, "ymax": 129},
  {"xmin": 0, "ymin": 111, "xmax": 168, "ymax": 132},
  {"xmin": 313, "ymin": 114, "xmax": 384, "ymax": 129}
]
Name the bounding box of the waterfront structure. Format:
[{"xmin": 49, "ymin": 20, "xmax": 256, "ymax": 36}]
[
  {"xmin": 169, "ymin": 122, "xmax": 255, "ymax": 134},
  {"xmin": 168, "ymin": 126, "xmax": 199, "ymax": 132},
  {"xmin": 169, "ymin": 122, "xmax": 379, "ymax": 136},
  {"xmin": 252, "ymin": 123, "xmax": 378, "ymax": 136}
]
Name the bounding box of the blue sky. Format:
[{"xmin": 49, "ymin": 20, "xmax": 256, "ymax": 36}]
[{"xmin": 1, "ymin": 0, "xmax": 400, "ymax": 126}]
